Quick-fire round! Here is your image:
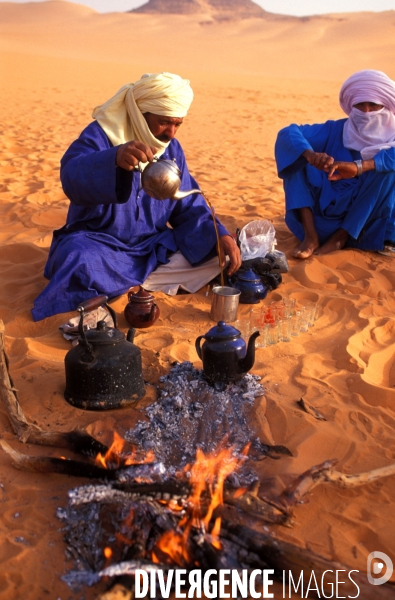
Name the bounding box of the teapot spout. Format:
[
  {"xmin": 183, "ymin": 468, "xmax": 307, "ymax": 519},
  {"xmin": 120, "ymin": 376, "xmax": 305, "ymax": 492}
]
[
  {"xmin": 172, "ymin": 188, "xmax": 202, "ymax": 201},
  {"xmin": 238, "ymin": 330, "xmax": 260, "ymax": 375}
]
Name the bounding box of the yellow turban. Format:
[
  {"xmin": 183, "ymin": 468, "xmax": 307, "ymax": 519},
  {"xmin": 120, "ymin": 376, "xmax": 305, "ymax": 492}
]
[{"xmin": 92, "ymin": 72, "xmax": 194, "ymax": 155}]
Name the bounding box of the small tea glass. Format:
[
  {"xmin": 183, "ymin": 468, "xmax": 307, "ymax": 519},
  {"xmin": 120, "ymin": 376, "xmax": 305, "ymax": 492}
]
[
  {"xmin": 290, "ymin": 310, "xmax": 302, "ymax": 337},
  {"xmin": 266, "ymin": 322, "xmax": 279, "ymax": 345},
  {"xmin": 283, "ymin": 297, "xmax": 296, "ymax": 319},
  {"xmin": 279, "ymin": 318, "xmax": 292, "ymax": 342},
  {"xmin": 306, "ymin": 302, "xmax": 318, "ymax": 327},
  {"xmin": 299, "ymin": 306, "xmax": 313, "ymax": 332}
]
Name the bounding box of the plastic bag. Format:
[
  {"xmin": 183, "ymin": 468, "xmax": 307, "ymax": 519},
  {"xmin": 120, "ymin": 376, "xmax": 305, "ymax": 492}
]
[
  {"xmin": 239, "ymin": 220, "xmax": 276, "ymax": 261},
  {"xmin": 266, "ymin": 249, "xmax": 289, "ymax": 273}
]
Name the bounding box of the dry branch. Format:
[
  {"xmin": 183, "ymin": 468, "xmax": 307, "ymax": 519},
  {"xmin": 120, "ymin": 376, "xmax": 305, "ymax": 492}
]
[
  {"xmin": 280, "ymin": 459, "xmax": 395, "ymax": 511},
  {"xmin": 296, "ymin": 397, "xmax": 326, "ymax": 420}
]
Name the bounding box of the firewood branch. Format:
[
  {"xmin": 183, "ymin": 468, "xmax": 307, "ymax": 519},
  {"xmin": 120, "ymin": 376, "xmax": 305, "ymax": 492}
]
[{"xmin": 280, "ymin": 458, "xmax": 395, "ymax": 510}]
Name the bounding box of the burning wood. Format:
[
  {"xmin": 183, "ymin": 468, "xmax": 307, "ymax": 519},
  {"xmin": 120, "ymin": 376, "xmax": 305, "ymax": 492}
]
[{"xmin": 58, "ymin": 444, "xmax": 395, "ymax": 599}]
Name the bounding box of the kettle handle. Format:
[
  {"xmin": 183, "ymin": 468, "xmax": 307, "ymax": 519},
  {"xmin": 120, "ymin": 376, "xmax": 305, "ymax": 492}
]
[
  {"xmin": 195, "ymin": 335, "xmax": 204, "ymax": 360},
  {"xmin": 76, "ymin": 295, "xmax": 117, "ymax": 352},
  {"xmin": 77, "ymin": 295, "xmax": 117, "ymax": 328}
]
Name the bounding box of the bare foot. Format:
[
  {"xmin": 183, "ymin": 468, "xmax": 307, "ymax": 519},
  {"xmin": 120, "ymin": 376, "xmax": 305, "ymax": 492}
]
[
  {"xmin": 292, "ymin": 235, "xmax": 320, "ymax": 259},
  {"xmin": 314, "ymin": 229, "xmax": 348, "ymax": 255}
]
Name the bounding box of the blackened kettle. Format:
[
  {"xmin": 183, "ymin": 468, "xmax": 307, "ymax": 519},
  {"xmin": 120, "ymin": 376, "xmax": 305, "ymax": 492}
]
[
  {"xmin": 195, "ymin": 321, "xmax": 259, "ymax": 384},
  {"xmin": 64, "ymin": 295, "xmax": 145, "ymax": 410}
]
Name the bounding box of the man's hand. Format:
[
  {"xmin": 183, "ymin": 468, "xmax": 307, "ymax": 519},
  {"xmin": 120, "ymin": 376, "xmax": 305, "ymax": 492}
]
[
  {"xmin": 116, "ymin": 141, "xmax": 158, "ymax": 171},
  {"xmin": 327, "ymin": 161, "xmax": 359, "ymax": 181},
  {"xmin": 303, "ymin": 149, "xmax": 334, "ymax": 172},
  {"xmin": 219, "ymin": 234, "xmax": 242, "ymax": 276}
]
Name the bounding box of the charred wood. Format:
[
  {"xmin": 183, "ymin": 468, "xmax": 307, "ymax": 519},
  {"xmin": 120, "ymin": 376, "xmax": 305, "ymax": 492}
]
[{"xmin": 0, "ymin": 439, "xmax": 166, "ymax": 482}]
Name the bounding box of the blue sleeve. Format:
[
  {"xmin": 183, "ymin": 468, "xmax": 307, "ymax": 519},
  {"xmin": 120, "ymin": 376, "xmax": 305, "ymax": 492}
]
[
  {"xmin": 374, "ymin": 147, "xmax": 395, "ymax": 172},
  {"xmin": 275, "ymin": 121, "xmax": 339, "ymax": 179},
  {"xmin": 60, "ymin": 122, "xmax": 134, "ymax": 207},
  {"xmin": 167, "ymin": 142, "xmax": 229, "ymax": 265}
]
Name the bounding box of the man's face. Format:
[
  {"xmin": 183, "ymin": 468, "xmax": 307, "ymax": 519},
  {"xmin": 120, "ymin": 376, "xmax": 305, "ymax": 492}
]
[
  {"xmin": 353, "ymin": 102, "xmax": 384, "ymax": 113},
  {"xmin": 144, "ymin": 112, "xmax": 183, "ymax": 142}
]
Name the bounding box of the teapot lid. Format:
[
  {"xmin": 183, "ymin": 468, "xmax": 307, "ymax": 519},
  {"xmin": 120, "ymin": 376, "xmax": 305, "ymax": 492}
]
[
  {"xmin": 128, "ymin": 286, "xmax": 155, "ymax": 303},
  {"xmin": 204, "ymin": 321, "xmax": 241, "ymax": 340},
  {"xmin": 235, "ymin": 268, "xmax": 261, "ymax": 283},
  {"xmin": 158, "ymin": 158, "xmax": 181, "ymax": 174},
  {"xmin": 83, "ymin": 320, "xmax": 124, "ymax": 345}
]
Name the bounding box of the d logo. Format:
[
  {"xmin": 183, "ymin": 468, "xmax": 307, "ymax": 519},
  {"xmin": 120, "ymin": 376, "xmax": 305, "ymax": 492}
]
[{"xmin": 367, "ymin": 551, "xmax": 393, "ymax": 586}]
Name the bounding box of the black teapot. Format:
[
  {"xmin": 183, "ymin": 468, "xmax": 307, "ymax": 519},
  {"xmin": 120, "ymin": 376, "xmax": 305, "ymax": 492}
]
[
  {"xmin": 195, "ymin": 321, "xmax": 259, "ymax": 384},
  {"xmin": 64, "ymin": 295, "xmax": 145, "ymax": 410},
  {"xmin": 229, "ymin": 268, "xmax": 268, "ymax": 304}
]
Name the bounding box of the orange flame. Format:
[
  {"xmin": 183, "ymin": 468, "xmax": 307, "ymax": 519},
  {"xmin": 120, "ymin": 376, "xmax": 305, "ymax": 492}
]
[
  {"xmin": 152, "ymin": 529, "xmax": 191, "ymax": 566},
  {"xmin": 95, "ymin": 432, "xmax": 155, "ymax": 469},
  {"xmin": 152, "ymin": 444, "xmax": 244, "ymax": 566},
  {"xmin": 210, "ymin": 517, "xmax": 222, "ymax": 550}
]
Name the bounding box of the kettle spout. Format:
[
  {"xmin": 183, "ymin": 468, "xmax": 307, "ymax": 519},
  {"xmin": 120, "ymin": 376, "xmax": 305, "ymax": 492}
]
[
  {"xmin": 238, "ymin": 330, "xmax": 260, "ymax": 375},
  {"xmin": 172, "ymin": 188, "xmax": 202, "ymax": 201}
]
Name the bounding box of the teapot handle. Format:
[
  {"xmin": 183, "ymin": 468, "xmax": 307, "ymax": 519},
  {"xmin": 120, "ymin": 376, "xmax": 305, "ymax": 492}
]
[
  {"xmin": 133, "ymin": 157, "xmax": 159, "ymax": 173},
  {"xmin": 146, "ymin": 302, "xmax": 157, "ymax": 322},
  {"xmin": 195, "ymin": 335, "xmax": 204, "ymax": 360}
]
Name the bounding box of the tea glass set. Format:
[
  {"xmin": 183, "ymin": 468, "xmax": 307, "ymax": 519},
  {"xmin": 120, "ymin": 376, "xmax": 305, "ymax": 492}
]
[{"xmin": 236, "ymin": 299, "xmax": 318, "ymax": 348}]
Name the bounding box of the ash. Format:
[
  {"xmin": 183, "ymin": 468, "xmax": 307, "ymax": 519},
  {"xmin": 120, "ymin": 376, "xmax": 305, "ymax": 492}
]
[{"xmin": 125, "ymin": 361, "xmax": 265, "ymax": 478}]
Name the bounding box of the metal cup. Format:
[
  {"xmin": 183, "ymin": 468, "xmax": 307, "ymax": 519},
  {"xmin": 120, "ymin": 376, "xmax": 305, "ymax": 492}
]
[{"xmin": 210, "ymin": 286, "xmax": 240, "ymax": 322}]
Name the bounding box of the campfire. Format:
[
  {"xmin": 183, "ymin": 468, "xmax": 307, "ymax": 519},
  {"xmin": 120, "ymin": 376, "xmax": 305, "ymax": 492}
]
[{"xmin": 1, "ymin": 323, "xmax": 395, "ymax": 598}]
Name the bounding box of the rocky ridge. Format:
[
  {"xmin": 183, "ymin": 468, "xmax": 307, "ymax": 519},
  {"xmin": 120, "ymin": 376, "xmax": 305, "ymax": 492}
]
[{"xmin": 130, "ymin": 0, "xmax": 270, "ymax": 20}]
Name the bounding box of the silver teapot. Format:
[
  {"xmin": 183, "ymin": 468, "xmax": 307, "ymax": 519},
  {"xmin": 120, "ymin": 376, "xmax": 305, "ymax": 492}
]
[{"xmin": 137, "ymin": 158, "xmax": 201, "ymax": 201}]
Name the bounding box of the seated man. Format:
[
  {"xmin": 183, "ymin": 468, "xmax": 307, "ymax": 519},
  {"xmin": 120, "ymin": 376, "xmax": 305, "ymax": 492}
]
[
  {"xmin": 32, "ymin": 72, "xmax": 241, "ymax": 321},
  {"xmin": 275, "ymin": 69, "xmax": 395, "ymax": 259}
]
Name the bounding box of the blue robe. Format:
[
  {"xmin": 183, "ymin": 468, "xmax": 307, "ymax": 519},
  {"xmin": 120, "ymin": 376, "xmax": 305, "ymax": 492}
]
[
  {"xmin": 32, "ymin": 121, "xmax": 229, "ymax": 321},
  {"xmin": 275, "ymin": 119, "xmax": 395, "ymax": 250}
]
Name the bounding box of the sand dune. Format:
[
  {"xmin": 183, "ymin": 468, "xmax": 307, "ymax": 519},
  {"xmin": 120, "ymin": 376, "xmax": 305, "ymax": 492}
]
[
  {"xmin": 1, "ymin": 1, "xmax": 395, "ymax": 598},
  {"xmin": 1, "ymin": 1, "xmax": 395, "ymax": 80}
]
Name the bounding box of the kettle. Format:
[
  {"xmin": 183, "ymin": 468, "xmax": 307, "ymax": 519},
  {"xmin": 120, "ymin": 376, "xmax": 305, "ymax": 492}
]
[
  {"xmin": 64, "ymin": 295, "xmax": 145, "ymax": 410},
  {"xmin": 138, "ymin": 158, "xmax": 201, "ymax": 201},
  {"xmin": 124, "ymin": 286, "xmax": 160, "ymax": 329},
  {"xmin": 195, "ymin": 321, "xmax": 259, "ymax": 384},
  {"xmin": 229, "ymin": 268, "xmax": 268, "ymax": 304}
]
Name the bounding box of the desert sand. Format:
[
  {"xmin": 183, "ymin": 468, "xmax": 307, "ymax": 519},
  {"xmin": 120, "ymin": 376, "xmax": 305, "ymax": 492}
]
[{"xmin": 1, "ymin": 1, "xmax": 395, "ymax": 598}]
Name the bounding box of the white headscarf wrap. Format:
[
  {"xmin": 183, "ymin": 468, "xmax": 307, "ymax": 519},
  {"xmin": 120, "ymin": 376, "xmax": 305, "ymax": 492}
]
[
  {"xmin": 339, "ymin": 70, "xmax": 395, "ymax": 159},
  {"xmin": 92, "ymin": 72, "xmax": 194, "ymax": 157}
]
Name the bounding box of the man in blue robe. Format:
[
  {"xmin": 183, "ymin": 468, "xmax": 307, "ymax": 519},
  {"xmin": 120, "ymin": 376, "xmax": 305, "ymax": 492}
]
[
  {"xmin": 275, "ymin": 70, "xmax": 395, "ymax": 259},
  {"xmin": 32, "ymin": 73, "xmax": 241, "ymax": 321}
]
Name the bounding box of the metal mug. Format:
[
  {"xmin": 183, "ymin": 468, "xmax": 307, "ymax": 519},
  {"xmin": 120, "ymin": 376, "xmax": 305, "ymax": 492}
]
[{"xmin": 210, "ymin": 286, "xmax": 240, "ymax": 322}]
